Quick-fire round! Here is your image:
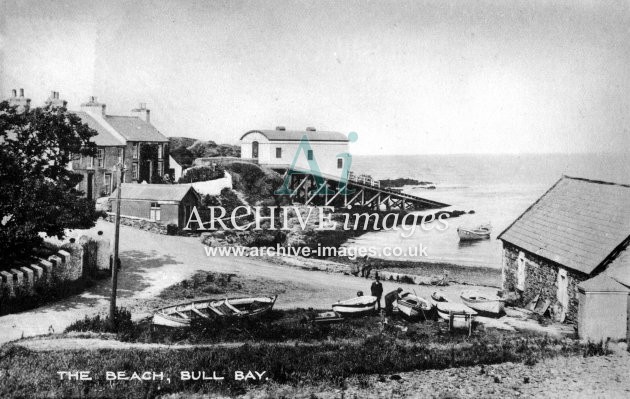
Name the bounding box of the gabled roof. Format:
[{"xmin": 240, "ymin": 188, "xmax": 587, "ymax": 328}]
[
  {"xmin": 605, "ymin": 246, "xmax": 630, "ymax": 287},
  {"xmin": 105, "ymin": 116, "xmax": 169, "ymax": 142},
  {"xmin": 578, "ymin": 273, "xmax": 630, "ymax": 293},
  {"xmin": 498, "ymin": 176, "xmax": 630, "ymax": 275},
  {"xmin": 111, "ymin": 184, "xmax": 197, "ymax": 202},
  {"xmin": 241, "ymin": 129, "xmax": 348, "ymax": 142},
  {"xmin": 73, "ymin": 111, "xmax": 125, "ymax": 147}
]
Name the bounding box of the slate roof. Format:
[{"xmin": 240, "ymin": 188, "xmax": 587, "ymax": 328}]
[
  {"xmin": 498, "ymin": 176, "xmax": 630, "ymax": 275},
  {"xmin": 605, "ymin": 247, "xmax": 630, "ymax": 287},
  {"xmin": 578, "ymin": 273, "xmax": 630, "ymax": 293},
  {"xmin": 241, "ymin": 129, "xmax": 348, "ymax": 142},
  {"xmin": 73, "ymin": 111, "xmax": 125, "ymax": 147},
  {"xmin": 105, "ymin": 116, "xmax": 169, "ymax": 142},
  {"xmin": 111, "ymin": 184, "xmax": 197, "ymax": 202}
]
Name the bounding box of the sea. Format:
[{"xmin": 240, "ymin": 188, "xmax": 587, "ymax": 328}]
[{"xmin": 343, "ymin": 153, "xmax": 630, "ymax": 269}]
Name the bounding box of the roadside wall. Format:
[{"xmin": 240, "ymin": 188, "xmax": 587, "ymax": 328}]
[
  {"xmin": 106, "ymin": 213, "xmax": 170, "ymax": 235},
  {"xmin": 0, "ymin": 235, "xmax": 108, "ymax": 307}
]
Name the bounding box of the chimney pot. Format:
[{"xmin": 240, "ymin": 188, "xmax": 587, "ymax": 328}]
[
  {"xmin": 11, "ymin": 89, "xmax": 16, "ymax": 97},
  {"xmin": 19, "ymin": 88, "xmax": 24, "ymax": 97}
]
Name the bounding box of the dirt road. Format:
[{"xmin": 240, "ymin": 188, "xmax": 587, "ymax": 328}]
[{"xmin": 0, "ymin": 220, "xmax": 496, "ymax": 344}]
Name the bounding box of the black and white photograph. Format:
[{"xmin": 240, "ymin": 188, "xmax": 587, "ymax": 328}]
[{"xmin": 0, "ymin": 1, "xmax": 629, "ymax": 398}]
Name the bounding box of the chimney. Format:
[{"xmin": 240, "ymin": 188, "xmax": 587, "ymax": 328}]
[
  {"xmin": 80, "ymin": 96, "xmax": 106, "ymax": 117},
  {"xmin": 275, "ymin": 126, "xmax": 286, "ymax": 131},
  {"xmin": 131, "ymin": 102, "xmax": 150, "ymax": 123},
  {"xmin": 8, "ymin": 88, "xmax": 31, "ymax": 113},
  {"xmin": 306, "ymin": 127, "xmax": 316, "ymax": 131},
  {"xmin": 45, "ymin": 90, "xmax": 68, "ymax": 109}
]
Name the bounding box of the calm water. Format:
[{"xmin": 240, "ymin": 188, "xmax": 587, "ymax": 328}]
[{"xmin": 344, "ymin": 153, "xmax": 630, "ymax": 268}]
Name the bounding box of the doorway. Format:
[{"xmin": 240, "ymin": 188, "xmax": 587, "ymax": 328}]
[
  {"xmin": 252, "ymin": 141, "xmax": 259, "ymax": 158},
  {"xmin": 86, "ymin": 173, "xmax": 94, "ymax": 200}
]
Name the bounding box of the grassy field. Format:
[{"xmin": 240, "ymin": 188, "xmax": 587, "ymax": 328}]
[{"xmin": 0, "ymin": 271, "xmax": 610, "ymax": 398}]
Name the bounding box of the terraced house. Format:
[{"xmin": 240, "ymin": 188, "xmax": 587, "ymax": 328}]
[{"xmin": 70, "ymin": 97, "xmax": 170, "ymax": 199}]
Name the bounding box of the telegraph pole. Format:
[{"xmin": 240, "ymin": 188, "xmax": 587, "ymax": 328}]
[{"xmin": 110, "ymin": 162, "xmax": 124, "ymax": 327}]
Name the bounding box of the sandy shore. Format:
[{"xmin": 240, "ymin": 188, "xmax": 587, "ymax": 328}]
[{"xmin": 240, "ymin": 344, "xmax": 630, "ymax": 399}]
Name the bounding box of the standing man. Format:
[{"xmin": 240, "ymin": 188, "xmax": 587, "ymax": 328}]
[
  {"xmin": 384, "ymin": 287, "xmax": 403, "ymax": 316},
  {"xmin": 371, "ymin": 276, "xmax": 384, "ymax": 310},
  {"xmin": 360, "ymin": 255, "xmax": 373, "ymax": 278}
]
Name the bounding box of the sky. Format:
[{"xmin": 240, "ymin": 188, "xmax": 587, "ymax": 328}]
[{"xmin": 1, "ymin": 0, "xmax": 629, "ymax": 155}]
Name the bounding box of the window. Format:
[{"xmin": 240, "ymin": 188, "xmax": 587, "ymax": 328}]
[
  {"xmin": 517, "ymin": 251, "xmax": 526, "ymax": 291},
  {"xmin": 557, "ymin": 268, "xmax": 569, "ymax": 310},
  {"xmin": 132, "ymin": 143, "xmax": 139, "ymax": 159},
  {"xmin": 132, "ymin": 162, "xmax": 138, "ymax": 179},
  {"xmin": 96, "ymin": 149, "xmax": 104, "ymax": 167},
  {"xmin": 104, "ymin": 174, "xmax": 112, "ymax": 195},
  {"xmin": 158, "ymin": 144, "xmax": 163, "ymax": 159},
  {"xmin": 150, "ymin": 202, "xmax": 161, "ymax": 221},
  {"xmin": 118, "ymin": 148, "xmax": 124, "ymax": 164},
  {"xmin": 88, "ymin": 156, "xmax": 94, "ymax": 168},
  {"xmin": 252, "ymin": 141, "xmax": 259, "ymax": 158},
  {"xmin": 307, "ymin": 150, "xmax": 313, "ymax": 160},
  {"xmin": 276, "ymin": 147, "xmax": 282, "ymax": 158},
  {"xmin": 337, "ymin": 158, "xmax": 343, "ymax": 169},
  {"xmin": 158, "ymin": 160, "xmax": 164, "ymax": 176}
]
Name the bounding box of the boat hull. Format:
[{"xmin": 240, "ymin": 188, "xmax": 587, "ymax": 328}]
[
  {"xmin": 435, "ymin": 302, "xmax": 477, "ymax": 328},
  {"xmin": 152, "ymin": 295, "xmax": 277, "ymax": 328},
  {"xmin": 460, "ymin": 291, "xmax": 505, "ymax": 316},
  {"xmin": 457, "ymin": 228, "xmax": 490, "ymax": 241},
  {"xmin": 397, "ymin": 293, "xmax": 433, "ymax": 319},
  {"xmin": 332, "ymin": 296, "xmax": 378, "ymax": 316}
]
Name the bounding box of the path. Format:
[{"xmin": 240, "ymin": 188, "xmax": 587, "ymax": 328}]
[{"xmin": 0, "ymin": 220, "xmax": 496, "ymax": 344}]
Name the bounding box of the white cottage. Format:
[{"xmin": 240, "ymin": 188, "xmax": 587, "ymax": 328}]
[{"xmin": 240, "ymin": 127, "xmax": 350, "ymax": 179}]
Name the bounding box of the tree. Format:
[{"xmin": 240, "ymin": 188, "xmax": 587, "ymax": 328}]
[{"xmin": 0, "ymin": 101, "xmax": 99, "ymax": 265}]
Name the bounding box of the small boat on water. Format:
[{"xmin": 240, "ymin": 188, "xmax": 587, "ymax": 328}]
[
  {"xmin": 332, "ymin": 295, "xmax": 378, "ymax": 316},
  {"xmin": 152, "ymin": 295, "xmax": 277, "ymax": 328},
  {"xmin": 397, "ymin": 292, "xmax": 433, "ymax": 319},
  {"xmin": 460, "ymin": 290, "xmax": 505, "ymax": 316},
  {"xmin": 435, "ymin": 302, "xmax": 477, "ymax": 328},
  {"xmin": 457, "ymin": 223, "xmax": 492, "ymax": 241}
]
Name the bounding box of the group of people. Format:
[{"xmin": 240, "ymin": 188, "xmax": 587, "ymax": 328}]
[{"xmin": 357, "ymin": 275, "xmax": 403, "ymax": 316}]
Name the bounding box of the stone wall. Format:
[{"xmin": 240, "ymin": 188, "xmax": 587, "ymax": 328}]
[
  {"xmin": 502, "ymin": 242, "xmax": 588, "ymax": 324},
  {"xmin": 0, "ymin": 235, "xmax": 107, "ymax": 306},
  {"xmin": 106, "ymin": 213, "xmax": 170, "ymax": 235}
]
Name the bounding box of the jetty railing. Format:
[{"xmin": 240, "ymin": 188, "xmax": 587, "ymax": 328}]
[{"xmin": 349, "ymin": 172, "xmax": 380, "ymax": 188}]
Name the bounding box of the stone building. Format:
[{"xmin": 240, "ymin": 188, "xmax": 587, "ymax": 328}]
[
  {"xmin": 110, "ymin": 184, "xmax": 200, "ymax": 229},
  {"xmin": 70, "ymin": 98, "xmax": 170, "ymax": 199},
  {"xmin": 498, "ymin": 176, "xmax": 630, "ymax": 324}
]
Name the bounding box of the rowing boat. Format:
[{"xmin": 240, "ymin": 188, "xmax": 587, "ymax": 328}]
[
  {"xmin": 460, "ymin": 290, "xmax": 505, "ymax": 316},
  {"xmin": 152, "ymin": 295, "xmax": 277, "ymax": 328},
  {"xmin": 457, "ymin": 223, "xmax": 492, "ymax": 241},
  {"xmin": 332, "ymin": 295, "xmax": 378, "ymax": 316},
  {"xmin": 397, "ymin": 292, "xmax": 433, "ymax": 319},
  {"xmin": 435, "ymin": 302, "xmax": 477, "ymax": 328}
]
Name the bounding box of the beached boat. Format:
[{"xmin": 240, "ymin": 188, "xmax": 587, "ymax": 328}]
[
  {"xmin": 152, "ymin": 295, "xmax": 277, "ymax": 328},
  {"xmin": 435, "ymin": 302, "xmax": 477, "ymax": 328},
  {"xmin": 457, "ymin": 224, "xmax": 492, "ymax": 241},
  {"xmin": 460, "ymin": 290, "xmax": 505, "ymax": 316},
  {"xmin": 431, "ymin": 291, "xmax": 448, "ymax": 303},
  {"xmin": 332, "ymin": 295, "xmax": 378, "ymax": 316},
  {"xmin": 397, "ymin": 292, "xmax": 433, "ymax": 319},
  {"xmin": 313, "ymin": 311, "xmax": 344, "ymax": 324}
]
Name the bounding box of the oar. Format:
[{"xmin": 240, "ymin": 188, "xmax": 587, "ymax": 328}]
[{"xmin": 413, "ymin": 288, "xmax": 428, "ymax": 321}]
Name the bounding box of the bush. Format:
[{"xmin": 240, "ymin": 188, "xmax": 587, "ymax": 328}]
[
  {"xmin": 178, "ymin": 165, "xmax": 225, "ymax": 183},
  {"xmin": 66, "ymin": 307, "xmax": 133, "ymax": 334}
]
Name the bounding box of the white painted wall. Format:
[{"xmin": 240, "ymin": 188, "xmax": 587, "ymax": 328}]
[
  {"xmin": 189, "ymin": 171, "xmax": 233, "ymax": 196},
  {"xmin": 241, "ymin": 132, "xmax": 349, "ymax": 180},
  {"xmin": 169, "ymin": 155, "xmax": 183, "ymax": 180}
]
